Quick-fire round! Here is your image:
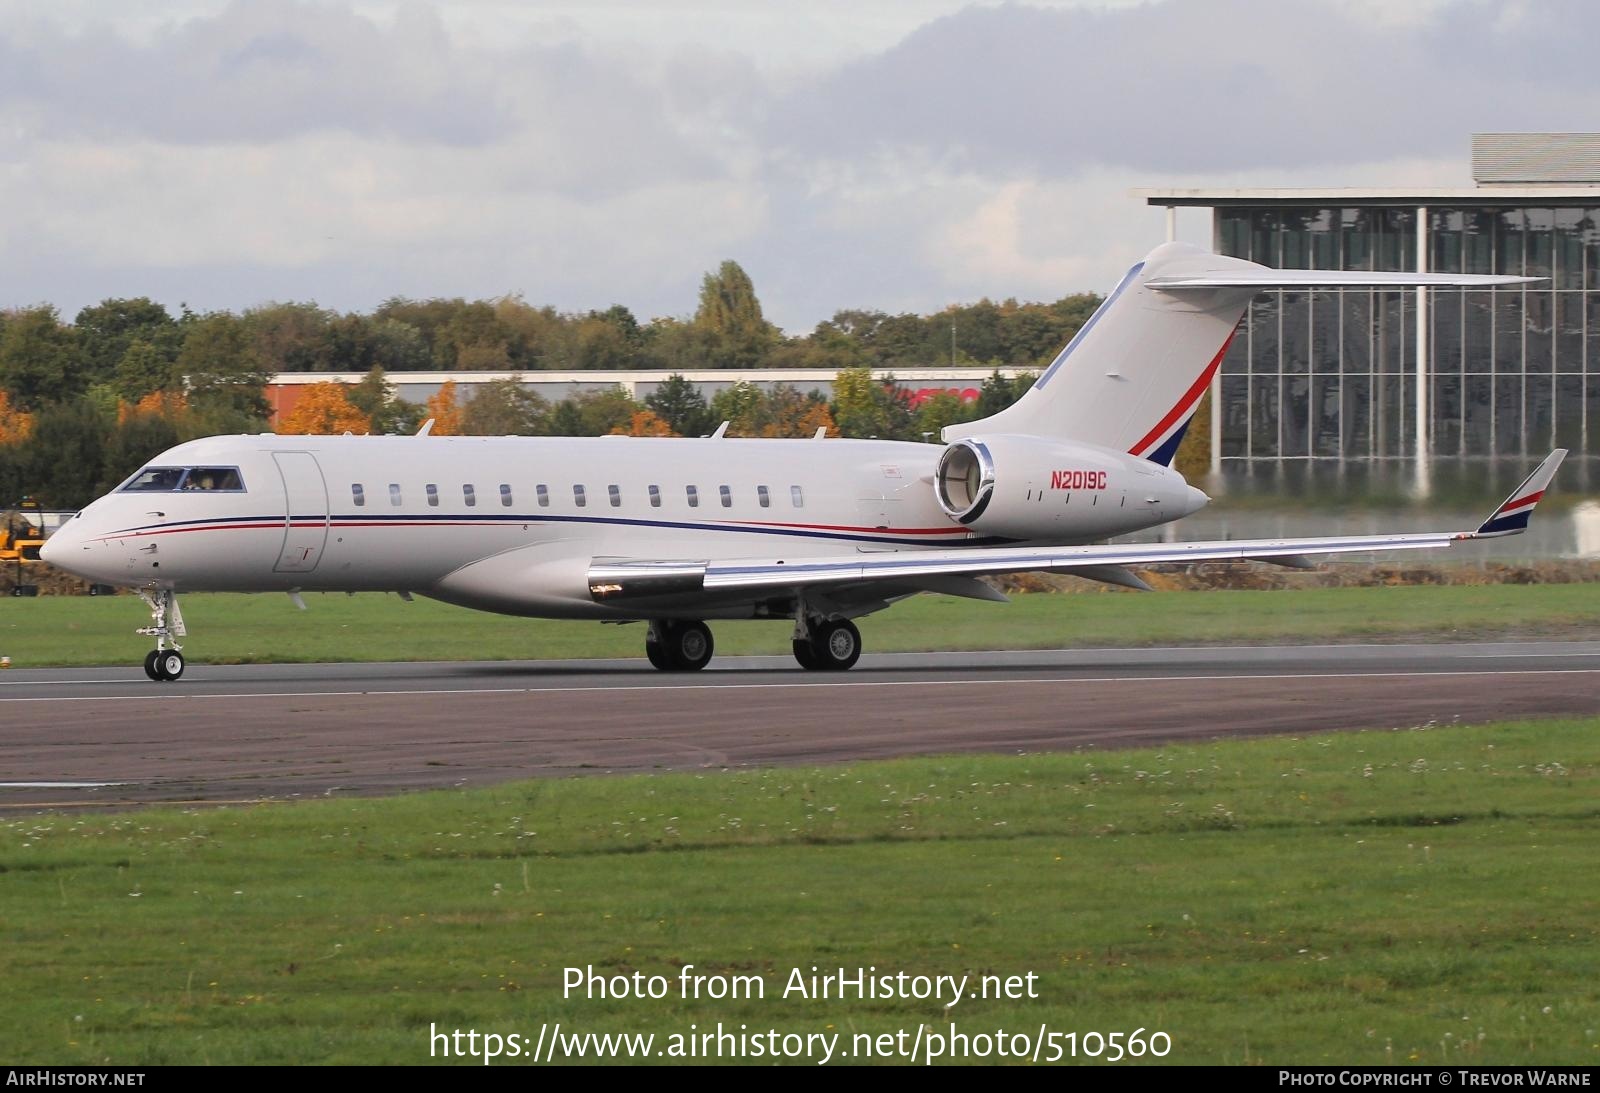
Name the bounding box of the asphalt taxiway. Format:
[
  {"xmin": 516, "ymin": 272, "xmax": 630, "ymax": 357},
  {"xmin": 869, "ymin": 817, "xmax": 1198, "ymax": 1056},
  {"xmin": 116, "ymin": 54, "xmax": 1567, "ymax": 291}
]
[{"xmin": 1, "ymin": 641, "xmax": 1596, "ymax": 808}]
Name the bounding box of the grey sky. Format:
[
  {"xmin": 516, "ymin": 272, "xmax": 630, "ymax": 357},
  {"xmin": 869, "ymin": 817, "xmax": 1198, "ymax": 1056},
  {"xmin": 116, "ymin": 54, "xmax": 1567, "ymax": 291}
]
[{"xmin": 1, "ymin": 0, "xmax": 1592, "ymax": 333}]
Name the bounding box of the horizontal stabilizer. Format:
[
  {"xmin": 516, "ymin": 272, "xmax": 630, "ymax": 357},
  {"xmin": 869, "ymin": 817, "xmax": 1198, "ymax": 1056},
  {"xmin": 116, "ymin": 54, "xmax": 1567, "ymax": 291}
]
[{"xmin": 1147, "ymin": 269, "xmax": 1538, "ymax": 290}]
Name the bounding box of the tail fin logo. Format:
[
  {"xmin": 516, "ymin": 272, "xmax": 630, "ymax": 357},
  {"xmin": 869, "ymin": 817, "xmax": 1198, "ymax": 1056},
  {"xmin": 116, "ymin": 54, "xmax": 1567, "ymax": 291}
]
[{"xmin": 1128, "ymin": 330, "xmax": 1237, "ymax": 467}]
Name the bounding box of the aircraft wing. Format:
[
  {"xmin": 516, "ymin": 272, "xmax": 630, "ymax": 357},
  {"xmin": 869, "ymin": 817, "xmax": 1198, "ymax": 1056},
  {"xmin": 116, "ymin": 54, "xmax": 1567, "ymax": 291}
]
[{"xmin": 588, "ymin": 451, "xmax": 1565, "ymax": 603}]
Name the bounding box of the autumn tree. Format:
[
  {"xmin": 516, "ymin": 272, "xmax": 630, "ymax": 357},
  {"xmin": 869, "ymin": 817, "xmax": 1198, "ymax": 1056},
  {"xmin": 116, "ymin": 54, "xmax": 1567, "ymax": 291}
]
[
  {"xmin": 0, "ymin": 389, "xmax": 34, "ymax": 445},
  {"xmin": 279, "ymin": 382, "xmax": 371, "ymax": 434},
  {"xmin": 424, "ymin": 379, "xmax": 464, "ymax": 435},
  {"xmin": 611, "ymin": 409, "xmax": 674, "ymax": 437}
]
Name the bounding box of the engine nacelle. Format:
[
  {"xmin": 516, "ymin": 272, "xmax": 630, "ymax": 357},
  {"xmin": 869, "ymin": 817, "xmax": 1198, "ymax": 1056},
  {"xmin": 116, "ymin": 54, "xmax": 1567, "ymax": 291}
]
[{"xmin": 934, "ymin": 434, "xmax": 1207, "ymax": 540}]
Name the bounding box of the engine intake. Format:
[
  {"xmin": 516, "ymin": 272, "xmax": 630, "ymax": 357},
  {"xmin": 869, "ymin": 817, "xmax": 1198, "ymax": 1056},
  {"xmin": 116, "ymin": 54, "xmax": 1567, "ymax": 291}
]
[{"xmin": 935, "ymin": 440, "xmax": 996, "ymax": 524}]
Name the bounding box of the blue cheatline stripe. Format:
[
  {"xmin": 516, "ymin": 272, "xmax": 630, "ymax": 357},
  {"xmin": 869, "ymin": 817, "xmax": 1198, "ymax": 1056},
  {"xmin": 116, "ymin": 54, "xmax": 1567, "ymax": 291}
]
[
  {"xmin": 109, "ymin": 511, "xmax": 1016, "ymax": 550},
  {"xmin": 1143, "ymin": 419, "xmax": 1190, "ymax": 468},
  {"xmin": 1033, "ymin": 261, "xmax": 1145, "ymax": 391},
  {"xmin": 1477, "ymin": 512, "xmax": 1532, "ymax": 536}
]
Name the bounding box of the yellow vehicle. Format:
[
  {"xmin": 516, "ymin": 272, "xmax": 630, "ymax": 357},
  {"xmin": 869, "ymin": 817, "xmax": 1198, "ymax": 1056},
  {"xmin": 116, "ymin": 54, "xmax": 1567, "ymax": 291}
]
[{"xmin": 1, "ymin": 499, "xmax": 47, "ymax": 564}]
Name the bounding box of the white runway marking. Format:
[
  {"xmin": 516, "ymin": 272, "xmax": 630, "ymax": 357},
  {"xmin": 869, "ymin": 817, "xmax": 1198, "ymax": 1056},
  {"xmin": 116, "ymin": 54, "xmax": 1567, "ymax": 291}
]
[
  {"xmin": 0, "ymin": 781, "xmax": 129, "ymax": 789},
  {"xmin": 0, "ymin": 668, "xmax": 1598, "ymax": 703}
]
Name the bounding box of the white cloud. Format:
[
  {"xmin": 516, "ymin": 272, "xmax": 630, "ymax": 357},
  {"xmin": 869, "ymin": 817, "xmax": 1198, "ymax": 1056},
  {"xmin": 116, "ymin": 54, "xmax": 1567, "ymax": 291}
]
[{"xmin": 1, "ymin": 0, "xmax": 1595, "ymax": 330}]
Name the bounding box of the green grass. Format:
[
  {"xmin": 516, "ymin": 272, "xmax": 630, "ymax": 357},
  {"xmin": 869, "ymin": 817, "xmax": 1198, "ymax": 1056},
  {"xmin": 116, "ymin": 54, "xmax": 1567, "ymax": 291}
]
[
  {"xmin": 4, "ymin": 582, "xmax": 1600, "ymax": 668},
  {"xmin": 3, "ymin": 718, "xmax": 1597, "ymax": 1065}
]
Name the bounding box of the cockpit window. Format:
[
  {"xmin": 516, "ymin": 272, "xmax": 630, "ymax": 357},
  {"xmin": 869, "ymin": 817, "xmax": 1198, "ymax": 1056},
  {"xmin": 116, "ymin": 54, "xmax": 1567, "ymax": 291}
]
[
  {"xmin": 121, "ymin": 467, "xmax": 187, "ymax": 492},
  {"xmin": 181, "ymin": 468, "xmax": 244, "ymax": 491},
  {"xmin": 119, "ymin": 466, "xmax": 245, "ymax": 493}
]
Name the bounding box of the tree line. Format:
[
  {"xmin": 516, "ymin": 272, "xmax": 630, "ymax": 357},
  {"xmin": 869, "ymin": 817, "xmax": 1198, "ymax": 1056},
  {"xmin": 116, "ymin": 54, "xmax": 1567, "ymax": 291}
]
[{"xmin": 0, "ymin": 259, "xmax": 1098, "ymax": 509}]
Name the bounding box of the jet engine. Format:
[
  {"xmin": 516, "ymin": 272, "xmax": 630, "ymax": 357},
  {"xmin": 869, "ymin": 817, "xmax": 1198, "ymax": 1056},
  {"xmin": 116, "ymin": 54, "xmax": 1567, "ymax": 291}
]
[{"xmin": 933, "ymin": 434, "xmax": 1207, "ymax": 540}]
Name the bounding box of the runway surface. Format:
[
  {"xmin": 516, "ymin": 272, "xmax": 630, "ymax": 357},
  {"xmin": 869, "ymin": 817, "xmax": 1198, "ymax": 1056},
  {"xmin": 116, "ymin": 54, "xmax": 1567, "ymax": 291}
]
[{"xmin": 2, "ymin": 641, "xmax": 1597, "ymax": 808}]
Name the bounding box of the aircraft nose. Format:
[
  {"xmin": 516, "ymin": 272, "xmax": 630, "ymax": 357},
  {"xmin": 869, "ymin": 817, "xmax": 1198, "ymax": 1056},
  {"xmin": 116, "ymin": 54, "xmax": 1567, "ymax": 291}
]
[{"xmin": 37, "ymin": 520, "xmax": 96, "ymax": 578}]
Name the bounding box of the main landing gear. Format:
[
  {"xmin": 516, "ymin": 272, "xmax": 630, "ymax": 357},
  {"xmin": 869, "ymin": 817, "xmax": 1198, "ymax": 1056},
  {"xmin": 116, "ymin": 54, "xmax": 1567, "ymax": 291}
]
[
  {"xmin": 137, "ymin": 588, "xmax": 187, "ymax": 681},
  {"xmin": 645, "ymin": 620, "xmax": 715, "ymax": 671},
  {"xmin": 639, "ymin": 616, "xmax": 863, "ymax": 673},
  {"xmin": 792, "ymin": 617, "xmax": 861, "ymax": 672}
]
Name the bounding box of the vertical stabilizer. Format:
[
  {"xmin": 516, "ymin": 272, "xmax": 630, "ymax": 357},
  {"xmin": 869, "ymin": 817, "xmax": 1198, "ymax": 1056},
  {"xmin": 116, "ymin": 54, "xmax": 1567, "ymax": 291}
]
[{"xmin": 944, "ymin": 242, "xmax": 1259, "ymax": 463}]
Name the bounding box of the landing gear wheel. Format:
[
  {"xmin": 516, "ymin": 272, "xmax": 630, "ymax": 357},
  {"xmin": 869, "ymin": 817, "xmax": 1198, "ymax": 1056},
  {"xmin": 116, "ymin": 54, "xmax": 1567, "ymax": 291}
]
[
  {"xmin": 812, "ymin": 619, "xmax": 862, "ymax": 671},
  {"xmin": 645, "ymin": 637, "xmax": 671, "ymax": 670},
  {"xmin": 792, "ymin": 638, "xmax": 821, "ymax": 670},
  {"xmin": 663, "ymin": 621, "xmax": 714, "ymax": 671},
  {"xmin": 136, "ymin": 589, "xmax": 187, "ymax": 682}
]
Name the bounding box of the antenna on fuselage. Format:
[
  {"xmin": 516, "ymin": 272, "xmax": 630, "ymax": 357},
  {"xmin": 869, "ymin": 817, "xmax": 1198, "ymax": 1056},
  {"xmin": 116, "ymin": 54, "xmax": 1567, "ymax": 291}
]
[
  {"xmin": 710, "ymin": 421, "xmax": 730, "ymax": 439},
  {"xmin": 416, "ymin": 419, "xmax": 435, "ymax": 436}
]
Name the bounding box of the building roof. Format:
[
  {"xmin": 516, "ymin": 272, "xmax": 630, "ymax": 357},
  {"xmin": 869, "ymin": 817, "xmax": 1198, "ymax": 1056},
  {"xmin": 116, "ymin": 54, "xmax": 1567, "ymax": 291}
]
[{"xmin": 1134, "ymin": 186, "xmax": 1600, "ymax": 208}]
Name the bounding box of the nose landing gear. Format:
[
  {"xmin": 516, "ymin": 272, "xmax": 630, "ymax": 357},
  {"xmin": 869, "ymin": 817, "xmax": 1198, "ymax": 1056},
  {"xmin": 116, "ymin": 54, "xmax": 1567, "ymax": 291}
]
[{"xmin": 137, "ymin": 588, "xmax": 187, "ymax": 681}]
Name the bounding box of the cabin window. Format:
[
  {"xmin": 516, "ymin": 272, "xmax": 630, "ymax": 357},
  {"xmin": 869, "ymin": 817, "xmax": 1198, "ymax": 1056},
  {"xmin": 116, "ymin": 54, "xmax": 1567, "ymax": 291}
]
[
  {"xmin": 791, "ymin": 485, "xmax": 804, "ymax": 508},
  {"xmin": 608, "ymin": 484, "xmax": 621, "ymax": 508},
  {"xmin": 426, "ymin": 484, "xmax": 439, "ymax": 507},
  {"xmin": 389, "ymin": 483, "xmax": 402, "ymax": 506},
  {"xmin": 500, "ymin": 484, "xmax": 513, "ymax": 507},
  {"xmin": 757, "ymin": 485, "xmax": 770, "ymax": 508},
  {"xmin": 574, "ymin": 485, "xmax": 587, "ymax": 507},
  {"xmin": 352, "ymin": 484, "xmax": 365, "ymax": 507},
  {"xmin": 719, "ymin": 485, "xmax": 732, "ymax": 508},
  {"xmin": 686, "ymin": 485, "xmax": 699, "ymax": 508},
  {"xmin": 463, "ymin": 484, "xmax": 476, "ymax": 507},
  {"xmin": 648, "ymin": 484, "xmax": 661, "ymax": 508},
  {"xmin": 536, "ymin": 484, "xmax": 548, "ymax": 507}
]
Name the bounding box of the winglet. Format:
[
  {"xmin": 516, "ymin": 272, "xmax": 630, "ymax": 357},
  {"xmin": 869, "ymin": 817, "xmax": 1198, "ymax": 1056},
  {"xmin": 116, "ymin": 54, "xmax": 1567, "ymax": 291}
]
[{"xmin": 1472, "ymin": 450, "xmax": 1566, "ymax": 537}]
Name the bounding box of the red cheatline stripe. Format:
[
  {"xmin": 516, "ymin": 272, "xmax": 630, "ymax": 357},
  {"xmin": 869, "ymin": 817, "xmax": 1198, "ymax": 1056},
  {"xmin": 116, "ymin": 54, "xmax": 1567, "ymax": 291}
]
[
  {"xmin": 1498, "ymin": 489, "xmax": 1544, "ymax": 514},
  {"xmin": 1129, "ymin": 330, "xmax": 1237, "ymax": 457}
]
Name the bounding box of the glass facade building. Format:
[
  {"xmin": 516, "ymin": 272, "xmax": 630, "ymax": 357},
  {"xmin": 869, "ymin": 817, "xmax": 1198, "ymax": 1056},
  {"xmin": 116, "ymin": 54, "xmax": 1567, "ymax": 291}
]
[{"xmin": 1212, "ymin": 202, "xmax": 1598, "ymax": 464}]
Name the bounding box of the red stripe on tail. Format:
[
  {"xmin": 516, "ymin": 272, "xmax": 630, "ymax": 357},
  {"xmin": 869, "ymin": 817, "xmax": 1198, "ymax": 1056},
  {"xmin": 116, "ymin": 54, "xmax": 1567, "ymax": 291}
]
[{"xmin": 1129, "ymin": 330, "xmax": 1237, "ymax": 457}]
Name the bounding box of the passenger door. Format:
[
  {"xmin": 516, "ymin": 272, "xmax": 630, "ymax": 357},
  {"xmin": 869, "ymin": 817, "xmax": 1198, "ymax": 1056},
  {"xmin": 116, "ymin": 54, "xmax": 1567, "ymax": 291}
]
[{"xmin": 273, "ymin": 451, "xmax": 329, "ymax": 573}]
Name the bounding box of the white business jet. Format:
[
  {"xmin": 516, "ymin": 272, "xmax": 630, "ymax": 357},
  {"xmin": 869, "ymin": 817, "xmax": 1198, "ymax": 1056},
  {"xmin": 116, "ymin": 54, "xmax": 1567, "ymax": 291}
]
[{"xmin": 42, "ymin": 243, "xmax": 1565, "ymax": 680}]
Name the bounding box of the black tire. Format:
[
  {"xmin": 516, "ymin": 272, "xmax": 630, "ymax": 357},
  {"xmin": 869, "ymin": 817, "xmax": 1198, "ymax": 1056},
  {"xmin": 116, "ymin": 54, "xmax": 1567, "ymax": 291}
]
[
  {"xmin": 645, "ymin": 636, "xmax": 671, "ymax": 670},
  {"xmin": 156, "ymin": 650, "xmax": 185, "ymax": 681},
  {"xmin": 143, "ymin": 650, "xmax": 162, "ymax": 681},
  {"xmin": 812, "ymin": 619, "xmax": 861, "ymax": 671},
  {"xmin": 792, "ymin": 637, "xmax": 822, "ymax": 670},
  {"xmin": 667, "ymin": 621, "xmax": 714, "ymax": 671}
]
